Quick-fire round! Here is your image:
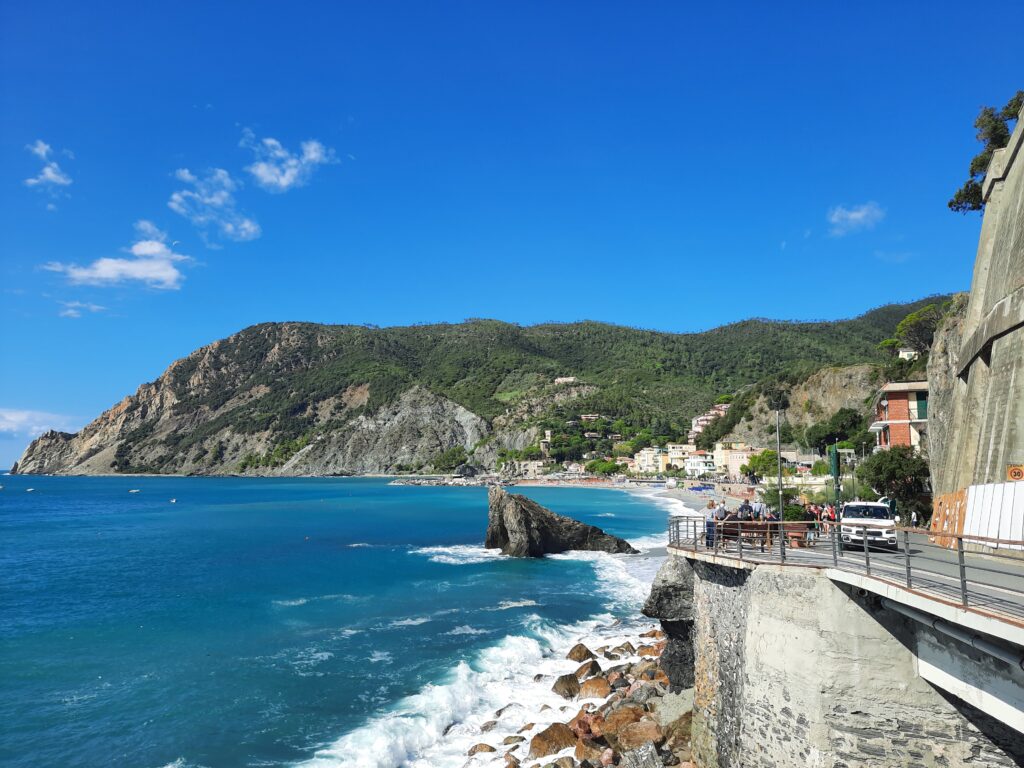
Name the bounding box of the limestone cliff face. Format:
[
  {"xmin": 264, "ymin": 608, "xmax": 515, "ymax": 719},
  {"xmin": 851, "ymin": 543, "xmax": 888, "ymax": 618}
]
[
  {"xmin": 926, "ymin": 293, "xmax": 969, "ymax": 495},
  {"xmin": 279, "ymin": 387, "xmax": 488, "ymax": 475},
  {"xmin": 724, "ymin": 363, "xmax": 879, "ymax": 447},
  {"xmin": 14, "ymin": 323, "xmax": 489, "ymax": 476},
  {"xmin": 485, "ymin": 486, "xmax": 639, "ymax": 557}
]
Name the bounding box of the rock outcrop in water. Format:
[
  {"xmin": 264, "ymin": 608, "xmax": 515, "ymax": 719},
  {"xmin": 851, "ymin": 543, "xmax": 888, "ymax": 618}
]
[{"xmin": 485, "ymin": 486, "xmax": 638, "ymax": 557}]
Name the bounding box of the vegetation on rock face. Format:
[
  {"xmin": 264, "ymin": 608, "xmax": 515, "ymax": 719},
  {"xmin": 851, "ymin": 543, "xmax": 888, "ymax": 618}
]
[
  {"xmin": 948, "ymin": 89, "xmax": 1022, "ymax": 213},
  {"xmin": 19, "ymin": 296, "xmax": 951, "ymax": 476}
]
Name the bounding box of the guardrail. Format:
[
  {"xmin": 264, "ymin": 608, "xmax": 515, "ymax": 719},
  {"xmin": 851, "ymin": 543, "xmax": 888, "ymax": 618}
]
[{"xmin": 668, "ymin": 517, "xmax": 1024, "ymax": 624}]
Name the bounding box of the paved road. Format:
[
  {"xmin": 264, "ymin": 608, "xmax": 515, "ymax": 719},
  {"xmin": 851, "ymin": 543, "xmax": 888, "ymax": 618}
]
[{"xmin": 670, "ymin": 529, "xmax": 1024, "ymax": 623}]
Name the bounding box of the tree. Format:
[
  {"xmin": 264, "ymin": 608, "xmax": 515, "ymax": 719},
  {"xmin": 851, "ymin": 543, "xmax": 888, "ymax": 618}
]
[
  {"xmin": 949, "ymin": 90, "xmax": 1023, "ymax": 213},
  {"xmin": 811, "ymin": 460, "xmax": 830, "ymax": 476},
  {"xmin": 747, "ymin": 449, "xmax": 780, "ymax": 480},
  {"xmin": 856, "ymin": 446, "xmax": 931, "ymax": 524},
  {"xmin": 803, "ymin": 407, "xmax": 866, "ymax": 452},
  {"xmin": 892, "ymin": 304, "xmax": 943, "ymax": 355},
  {"xmin": 433, "ymin": 445, "xmax": 468, "ymax": 472},
  {"xmin": 585, "ymin": 459, "xmax": 620, "ymax": 475}
]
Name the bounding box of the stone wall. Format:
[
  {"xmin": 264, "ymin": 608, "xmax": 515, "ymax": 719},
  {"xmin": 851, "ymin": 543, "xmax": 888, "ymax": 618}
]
[
  {"xmin": 683, "ymin": 557, "xmax": 1024, "ymax": 767},
  {"xmin": 929, "ymin": 104, "xmax": 1024, "ymax": 541}
]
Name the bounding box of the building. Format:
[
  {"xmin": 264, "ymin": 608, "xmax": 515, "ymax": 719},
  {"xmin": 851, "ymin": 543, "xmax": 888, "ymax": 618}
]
[
  {"xmin": 665, "ymin": 443, "xmax": 692, "ymax": 470},
  {"xmin": 869, "ymin": 381, "xmax": 929, "ymax": 451},
  {"xmin": 712, "ymin": 440, "xmax": 756, "ymax": 480},
  {"xmin": 554, "ymin": 376, "xmax": 578, "ymax": 385},
  {"xmin": 687, "ymin": 403, "xmax": 732, "ymax": 442},
  {"xmin": 579, "ymin": 414, "xmax": 602, "ymax": 423},
  {"xmin": 685, "ymin": 451, "xmax": 715, "ymax": 478},
  {"xmin": 634, "ymin": 447, "xmax": 667, "ymax": 474}
]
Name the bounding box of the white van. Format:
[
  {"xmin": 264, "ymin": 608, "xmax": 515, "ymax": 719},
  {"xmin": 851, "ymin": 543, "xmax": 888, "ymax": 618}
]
[{"xmin": 840, "ymin": 501, "xmax": 897, "ymax": 550}]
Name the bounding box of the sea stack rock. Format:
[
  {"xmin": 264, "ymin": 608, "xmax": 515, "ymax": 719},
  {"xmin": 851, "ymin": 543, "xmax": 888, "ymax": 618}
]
[{"xmin": 485, "ymin": 486, "xmax": 639, "ymax": 557}]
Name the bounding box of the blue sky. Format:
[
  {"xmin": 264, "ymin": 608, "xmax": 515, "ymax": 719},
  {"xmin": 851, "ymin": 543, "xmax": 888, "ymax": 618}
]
[{"xmin": 1, "ymin": 1, "xmax": 1021, "ymax": 466}]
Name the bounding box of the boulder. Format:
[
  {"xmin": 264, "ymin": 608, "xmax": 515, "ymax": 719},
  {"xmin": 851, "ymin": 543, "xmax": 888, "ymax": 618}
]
[
  {"xmin": 468, "ymin": 743, "xmax": 496, "ymax": 755},
  {"xmin": 580, "ymin": 677, "xmax": 612, "ymax": 699},
  {"xmin": 486, "ymin": 486, "xmax": 639, "ymax": 557},
  {"xmin": 575, "ymin": 737, "xmax": 606, "ymax": 762},
  {"xmin": 503, "ymin": 735, "xmax": 526, "ymax": 745},
  {"xmin": 642, "ymin": 557, "xmax": 694, "ymax": 621},
  {"xmin": 636, "ymin": 644, "xmax": 658, "ymax": 657},
  {"xmin": 575, "ymin": 659, "xmax": 602, "ymax": 680},
  {"xmin": 599, "ymin": 704, "xmax": 644, "ymax": 737},
  {"xmin": 552, "ymin": 673, "xmax": 581, "ymax": 699},
  {"xmin": 616, "ymin": 720, "xmax": 665, "ymax": 751},
  {"xmin": 567, "ymin": 643, "xmax": 596, "ymax": 662},
  {"xmin": 504, "ymin": 753, "xmax": 521, "ymax": 768},
  {"xmin": 619, "ymin": 741, "xmax": 662, "ymax": 768},
  {"xmin": 528, "ymin": 722, "xmax": 577, "ymax": 758}
]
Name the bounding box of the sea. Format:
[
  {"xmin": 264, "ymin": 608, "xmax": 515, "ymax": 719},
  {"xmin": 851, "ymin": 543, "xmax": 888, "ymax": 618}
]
[{"xmin": 0, "ymin": 475, "xmax": 694, "ymax": 768}]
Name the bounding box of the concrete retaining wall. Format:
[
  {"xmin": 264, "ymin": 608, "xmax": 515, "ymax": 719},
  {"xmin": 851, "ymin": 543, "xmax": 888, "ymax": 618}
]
[{"xmin": 686, "ymin": 557, "xmax": 1024, "ymax": 767}]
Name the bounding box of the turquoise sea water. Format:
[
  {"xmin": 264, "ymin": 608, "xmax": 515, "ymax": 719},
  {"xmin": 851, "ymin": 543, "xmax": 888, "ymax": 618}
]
[{"xmin": 1, "ymin": 476, "xmax": 679, "ymax": 768}]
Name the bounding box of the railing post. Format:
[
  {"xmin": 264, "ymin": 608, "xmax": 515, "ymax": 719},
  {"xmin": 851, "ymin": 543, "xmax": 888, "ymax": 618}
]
[
  {"xmin": 863, "ymin": 530, "xmax": 871, "ymax": 576},
  {"xmin": 831, "ymin": 524, "xmax": 839, "ymax": 567},
  {"xmin": 779, "ymin": 522, "xmax": 786, "ymax": 564},
  {"xmin": 692, "ymin": 519, "xmax": 698, "ymax": 553},
  {"xmin": 738, "ymin": 522, "xmax": 744, "ymax": 562},
  {"xmin": 957, "ymin": 536, "xmax": 969, "ymax": 606},
  {"xmin": 903, "ymin": 529, "xmax": 912, "ymax": 589}
]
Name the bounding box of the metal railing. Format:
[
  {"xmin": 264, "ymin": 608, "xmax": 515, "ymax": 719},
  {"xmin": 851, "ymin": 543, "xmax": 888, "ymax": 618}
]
[{"xmin": 668, "ymin": 517, "xmax": 1024, "ymax": 624}]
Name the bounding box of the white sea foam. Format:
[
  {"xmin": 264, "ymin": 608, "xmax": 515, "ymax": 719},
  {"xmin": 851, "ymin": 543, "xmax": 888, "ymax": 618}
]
[
  {"xmin": 445, "ymin": 625, "xmax": 490, "ymax": 636},
  {"xmin": 273, "ymin": 594, "xmax": 358, "ymax": 608},
  {"xmin": 296, "ymin": 494, "xmax": 670, "ymax": 767},
  {"xmin": 346, "ymin": 543, "xmax": 372, "ymax": 548},
  {"xmin": 389, "ymin": 617, "xmax": 431, "ymax": 628},
  {"xmin": 596, "ymin": 512, "xmax": 615, "ymax": 517},
  {"xmin": 485, "ymin": 599, "xmax": 539, "ymax": 611},
  {"xmin": 368, "ymin": 651, "xmax": 393, "ymax": 664},
  {"xmin": 409, "ymin": 544, "xmax": 504, "ymax": 565},
  {"xmin": 295, "ymin": 614, "xmax": 659, "ymax": 768}
]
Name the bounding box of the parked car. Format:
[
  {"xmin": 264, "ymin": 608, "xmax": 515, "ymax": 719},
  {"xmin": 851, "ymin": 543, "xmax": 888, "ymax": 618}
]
[{"xmin": 840, "ymin": 501, "xmax": 898, "ymax": 550}]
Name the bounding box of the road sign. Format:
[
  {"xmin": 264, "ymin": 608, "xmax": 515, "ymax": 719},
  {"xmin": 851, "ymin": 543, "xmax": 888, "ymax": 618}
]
[{"xmin": 1009, "ymin": 464, "xmax": 1024, "ymax": 482}]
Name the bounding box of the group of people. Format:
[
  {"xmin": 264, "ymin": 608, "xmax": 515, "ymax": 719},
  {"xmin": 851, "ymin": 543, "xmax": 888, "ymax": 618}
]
[{"xmin": 701, "ymin": 498, "xmax": 843, "ymax": 548}]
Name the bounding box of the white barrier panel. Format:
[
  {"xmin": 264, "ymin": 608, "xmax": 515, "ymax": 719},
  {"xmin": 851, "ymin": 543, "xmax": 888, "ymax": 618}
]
[{"xmin": 964, "ymin": 482, "xmax": 1024, "ymax": 550}]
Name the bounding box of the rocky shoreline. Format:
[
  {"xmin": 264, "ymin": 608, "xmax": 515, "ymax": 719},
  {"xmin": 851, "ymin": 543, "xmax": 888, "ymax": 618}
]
[{"xmin": 464, "ymin": 627, "xmax": 693, "ymax": 767}]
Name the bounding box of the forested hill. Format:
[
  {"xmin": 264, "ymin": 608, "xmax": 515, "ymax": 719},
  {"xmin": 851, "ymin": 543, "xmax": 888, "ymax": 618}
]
[{"xmin": 14, "ymin": 296, "xmax": 947, "ymax": 476}]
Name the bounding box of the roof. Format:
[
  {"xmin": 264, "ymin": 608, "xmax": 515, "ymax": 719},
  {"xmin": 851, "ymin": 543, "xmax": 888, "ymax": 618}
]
[{"xmin": 880, "ymin": 381, "xmax": 929, "ymax": 393}]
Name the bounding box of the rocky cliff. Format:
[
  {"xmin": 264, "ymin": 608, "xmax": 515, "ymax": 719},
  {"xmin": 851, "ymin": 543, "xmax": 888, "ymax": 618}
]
[
  {"xmin": 14, "ymin": 303, "xmax": 940, "ymax": 476},
  {"xmin": 485, "ymin": 486, "xmax": 639, "ymax": 557},
  {"xmin": 722, "ymin": 363, "xmax": 880, "ymax": 448}
]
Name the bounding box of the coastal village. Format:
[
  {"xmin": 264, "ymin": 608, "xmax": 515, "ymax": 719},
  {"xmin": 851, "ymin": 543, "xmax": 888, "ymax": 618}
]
[{"xmin": 399, "ymin": 371, "xmax": 933, "ymax": 523}]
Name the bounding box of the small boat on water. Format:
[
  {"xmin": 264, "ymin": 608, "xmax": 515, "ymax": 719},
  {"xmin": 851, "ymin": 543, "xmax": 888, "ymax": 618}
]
[
  {"xmin": 26, "ymin": 488, "xmax": 35, "ymax": 492},
  {"xmin": 129, "ymin": 489, "xmax": 140, "ymax": 494},
  {"xmin": 169, "ymin": 498, "xmax": 177, "ymax": 504}
]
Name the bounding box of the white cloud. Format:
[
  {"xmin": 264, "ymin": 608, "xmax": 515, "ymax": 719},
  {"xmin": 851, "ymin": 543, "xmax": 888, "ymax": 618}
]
[
  {"xmin": 27, "ymin": 139, "xmax": 52, "ymax": 159},
  {"xmin": 24, "ymin": 139, "xmax": 73, "ymax": 194},
  {"xmin": 827, "ymin": 201, "xmax": 885, "ymax": 236},
  {"xmin": 241, "ymin": 128, "xmax": 337, "ymax": 193},
  {"xmin": 58, "ymin": 300, "xmax": 106, "ymax": 318},
  {"xmin": 168, "ymin": 168, "xmax": 261, "ymax": 242},
  {"xmin": 44, "ymin": 220, "xmax": 191, "ymax": 290},
  {"xmin": 0, "ymin": 408, "xmax": 76, "ymax": 437}
]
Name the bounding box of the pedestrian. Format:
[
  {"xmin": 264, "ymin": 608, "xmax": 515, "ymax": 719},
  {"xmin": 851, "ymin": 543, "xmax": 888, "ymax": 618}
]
[
  {"xmin": 704, "ymin": 500, "xmax": 717, "ymax": 548},
  {"xmin": 911, "ymin": 509, "xmax": 919, "ymax": 529}
]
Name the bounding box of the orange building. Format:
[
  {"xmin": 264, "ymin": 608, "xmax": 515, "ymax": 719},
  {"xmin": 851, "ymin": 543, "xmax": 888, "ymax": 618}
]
[{"xmin": 869, "ymin": 381, "xmax": 928, "ymax": 451}]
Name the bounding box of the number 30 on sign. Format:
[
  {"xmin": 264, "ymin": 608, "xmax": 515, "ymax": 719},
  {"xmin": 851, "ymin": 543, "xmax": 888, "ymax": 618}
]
[{"xmin": 1010, "ymin": 465, "xmax": 1024, "ymax": 482}]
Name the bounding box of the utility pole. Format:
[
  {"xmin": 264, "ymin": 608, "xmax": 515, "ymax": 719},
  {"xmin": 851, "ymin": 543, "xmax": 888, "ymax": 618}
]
[{"xmin": 776, "ymin": 407, "xmax": 784, "ymax": 516}]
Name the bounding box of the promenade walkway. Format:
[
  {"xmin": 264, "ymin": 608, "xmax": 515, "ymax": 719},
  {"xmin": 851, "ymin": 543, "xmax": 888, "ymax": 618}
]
[{"xmin": 668, "ymin": 518, "xmax": 1024, "ymax": 629}]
